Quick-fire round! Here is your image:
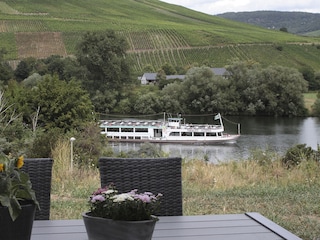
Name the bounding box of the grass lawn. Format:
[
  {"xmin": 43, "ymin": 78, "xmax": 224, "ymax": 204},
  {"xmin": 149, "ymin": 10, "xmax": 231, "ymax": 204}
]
[{"xmin": 304, "ymin": 92, "xmax": 318, "ymax": 113}]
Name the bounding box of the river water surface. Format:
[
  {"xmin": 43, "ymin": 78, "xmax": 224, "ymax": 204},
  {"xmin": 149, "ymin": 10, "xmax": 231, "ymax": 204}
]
[{"xmin": 109, "ymin": 116, "xmax": 320, "ymax": 163}]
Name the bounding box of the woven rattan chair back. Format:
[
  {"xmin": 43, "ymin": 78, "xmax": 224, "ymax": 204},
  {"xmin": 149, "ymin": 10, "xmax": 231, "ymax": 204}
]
[
  {"xmin": 22, "ymin": 158, "xmax": 53, "ymax": 220},
  {"xmin": 98, "ymin": 157, "xmax": 182, "ymax": 216}
]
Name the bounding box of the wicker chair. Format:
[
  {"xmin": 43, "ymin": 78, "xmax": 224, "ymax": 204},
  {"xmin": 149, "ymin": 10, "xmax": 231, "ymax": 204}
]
[
  {"xmin": 98, "ymin": 157, "xmax": 183, "ymax": 216},
  {"xmin": 22, "ymin": 158, "xmax": 53, "ymax": 220}
]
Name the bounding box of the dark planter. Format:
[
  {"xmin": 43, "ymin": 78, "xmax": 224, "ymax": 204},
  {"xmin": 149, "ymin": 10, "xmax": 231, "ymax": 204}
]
[
  {"xmin": 82, "ymin": 212, "xmax": 158, "ymax": 240},
  {"xmin": 0, "ymin": 202, "xmax": 36, "ymax": 240}
]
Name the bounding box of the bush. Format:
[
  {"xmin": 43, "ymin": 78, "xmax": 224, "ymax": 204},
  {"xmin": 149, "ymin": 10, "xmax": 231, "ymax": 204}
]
[
  {"xmin": 26, "ymin": 128, "xmax": 63, "ymax": 158},
  {"xmin": 281, "ymin": 144, "xmax": 317, "ymax": 168},
  {"xmin": 72, "ymin": 122, "xmax": 105, "ymax": 168}
]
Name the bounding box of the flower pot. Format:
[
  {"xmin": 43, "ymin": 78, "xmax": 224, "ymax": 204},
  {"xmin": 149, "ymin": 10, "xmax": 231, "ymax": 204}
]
[
  {"xmin": 82, "ymin": 212, "xmax": 158, "ymax": 240},
  {"xmin": 0, "ymin": 202, "xmax": 36, "ymax": 240}
]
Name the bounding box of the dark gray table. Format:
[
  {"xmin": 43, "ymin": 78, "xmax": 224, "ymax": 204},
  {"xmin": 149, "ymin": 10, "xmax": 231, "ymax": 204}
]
[{"xmin": 31, "ymin": 212, "xmax": 301, "ymax": 240}]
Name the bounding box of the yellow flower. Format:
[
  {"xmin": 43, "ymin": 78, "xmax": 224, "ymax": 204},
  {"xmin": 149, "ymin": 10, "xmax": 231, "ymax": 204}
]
[
  {"xmin": 0, "ymin": 163, "xmax": 4, "ymax": 172},
  {"xmin": 16, "ymin": 156, "xmax": 24, "ymax": 169}
]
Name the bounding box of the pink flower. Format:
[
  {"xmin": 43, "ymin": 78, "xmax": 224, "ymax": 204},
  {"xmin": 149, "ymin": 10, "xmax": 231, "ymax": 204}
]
[
  {"xmin": 135, "ymin": 193, "xmax": 151, "ymax": 203},
  {"xmin": 91, "ymin": 195, "xmax": 105, "ymax": 203},
  {"xmin": 93, "ymin": 187, "xmax": 108, "ymax": 195}
]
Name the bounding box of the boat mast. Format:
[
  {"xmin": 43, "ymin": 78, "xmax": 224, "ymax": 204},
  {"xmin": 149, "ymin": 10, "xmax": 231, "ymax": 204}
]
[
  {"xmin": 218, "ymin": 113, "xmax": 224, "ymax": 129},
  {"xmin": 214, "ymin": 113, "xmax": 223, "ymax": 127}
]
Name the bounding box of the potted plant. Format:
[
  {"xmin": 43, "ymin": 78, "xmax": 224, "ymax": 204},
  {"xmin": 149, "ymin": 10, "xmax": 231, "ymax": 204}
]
[
  {"xmin": 82, "ymin": 183, "xmax": 162, "ymax": 240},
  {"xmin": 0, "ymin": 154, "xmax": 39, "ymax": 240}
]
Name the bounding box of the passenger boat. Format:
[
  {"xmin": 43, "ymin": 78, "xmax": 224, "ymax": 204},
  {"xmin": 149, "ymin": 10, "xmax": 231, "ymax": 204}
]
[{"xmin": 100, "ymin": 113, "xmax": 240, "ymax": 144}]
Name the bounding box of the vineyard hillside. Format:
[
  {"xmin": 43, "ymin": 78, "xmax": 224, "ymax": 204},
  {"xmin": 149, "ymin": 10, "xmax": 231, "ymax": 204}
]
[{"xmin": 0, "ymin": 0, "xmax": 320, "ymax": 72}]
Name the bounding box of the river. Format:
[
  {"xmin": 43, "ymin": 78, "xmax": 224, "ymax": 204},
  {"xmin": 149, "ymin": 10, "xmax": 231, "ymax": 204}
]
[{"xmin": 108, "ymin": 116, "xmax": 320, "ymax": 163}]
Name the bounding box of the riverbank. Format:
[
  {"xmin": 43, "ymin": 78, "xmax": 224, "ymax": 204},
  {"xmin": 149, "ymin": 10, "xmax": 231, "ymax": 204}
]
[{"xmin": 51, "ymin": 144, "xmax": 320, "ymax": 240}]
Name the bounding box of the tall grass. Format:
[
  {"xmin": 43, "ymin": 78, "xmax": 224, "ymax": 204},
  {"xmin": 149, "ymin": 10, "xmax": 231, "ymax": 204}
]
[
  {"xmin": 51, "ymin": 141, "xmax": 320, "ymax": 239},
  {"xmin": 51, "ymin": 139, "xmax": 99, "ymax": 219}
]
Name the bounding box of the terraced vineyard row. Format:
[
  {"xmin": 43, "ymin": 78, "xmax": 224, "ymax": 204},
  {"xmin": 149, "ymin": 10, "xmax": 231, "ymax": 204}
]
[
  {"xmin": 16, "ymin": 32, "xmax": 67, "ymax": 59},
  {"xmin": 127, "ymin": 49, "xmax": 185, "ymax": 72},
  {"xmin": 127, "ymin": 46, "xmax": 236, "ymax": 72},
  {"xmin": 119, "ymin": 29, "xmax": 189, "ymax": 51},
  {"xmin": 0, "ymin": 20, "xmax": 48, "ymax": 32},
  {"xmin": 127, "ymin": 43, "xmax": 320, "ymax": 73},
  {"xmin": 61, "ymin": 29, "xmax": 191, "ymax": 56}
]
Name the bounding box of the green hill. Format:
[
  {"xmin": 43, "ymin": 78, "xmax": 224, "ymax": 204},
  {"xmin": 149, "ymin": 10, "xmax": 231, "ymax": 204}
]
[
  {"xmin": 217, "ymin": 11, "xmax": 320, "ymax": 36},
  {"xmin": 1, "ymin": 0, "xmax": 320, "ymax": 72}
]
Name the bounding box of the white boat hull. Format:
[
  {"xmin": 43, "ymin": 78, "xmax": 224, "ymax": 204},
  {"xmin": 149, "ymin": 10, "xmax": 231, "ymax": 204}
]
[{"xmin": 105, "ymin": 134, "xmax": 240, "ymax": 144}]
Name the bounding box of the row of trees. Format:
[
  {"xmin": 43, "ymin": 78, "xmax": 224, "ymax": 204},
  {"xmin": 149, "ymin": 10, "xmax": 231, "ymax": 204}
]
[
  {"xmin": 1, "ymin": 30, "xmax": 320, "ymax": 161},
  {"xmin": 131, "ymin": 63, "xmax": 309, "ymax": 116}
]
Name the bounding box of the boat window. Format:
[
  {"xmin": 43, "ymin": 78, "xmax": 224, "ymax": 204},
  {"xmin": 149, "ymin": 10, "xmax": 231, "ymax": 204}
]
[
  {"xmin": 121, "ymin": 128, "xmax": 134, "ymax": 132},
  {"xmin": 206, "ymin": 132, "xmax": 216, "ymax": 137},
  {"xmin": 194, "ymin": 132, "xmax": 205, "ymax": 136},
  {"xmin": 181, "ymin": 132, "xmax": 192, "ymax": 136},
  {"xmin": 169, "ymin": 132, "xmax": 180, "ymax": 136},
  {"xmin": 107, "ymin": 128, "xmax": 119, "ymax": 132},
  {"xmin": 135, "ymin": 128, "xmax": 148, "ymax": 132}
]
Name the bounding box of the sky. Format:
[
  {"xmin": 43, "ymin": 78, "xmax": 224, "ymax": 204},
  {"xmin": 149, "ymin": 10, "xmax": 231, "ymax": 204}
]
[{"xmin": 160, "ymin": 0, "xmax": 320, "ymax": 15}]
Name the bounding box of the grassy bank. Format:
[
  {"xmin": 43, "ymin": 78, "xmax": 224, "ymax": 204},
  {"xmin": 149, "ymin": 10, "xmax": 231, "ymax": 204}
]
[
  {"xmin": 51, "ymin": 141, "xmax": 320, "ymax": 240},
  {"xmin": 304, "ymin": 92, "xmax": 318, "ymax": 113}
]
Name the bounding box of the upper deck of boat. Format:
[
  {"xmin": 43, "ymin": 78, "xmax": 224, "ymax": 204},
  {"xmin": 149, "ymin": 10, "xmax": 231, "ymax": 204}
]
[
  {"xmin": 100, "ymin": 120, "xmax": 164, "ymax": 128},
  {"xmin": 100, "ymin": 119, "xmax": 223, "ymax": 131}
]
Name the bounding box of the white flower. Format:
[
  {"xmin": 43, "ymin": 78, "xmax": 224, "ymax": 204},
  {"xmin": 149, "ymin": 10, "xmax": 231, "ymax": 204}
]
[
  {"xmin": 112, "ymin": 193, "xmax": 134, "ymax": 202},
  {"xmin": 103, "ymin": 189, "xmax": 117, "ymax": 195}
]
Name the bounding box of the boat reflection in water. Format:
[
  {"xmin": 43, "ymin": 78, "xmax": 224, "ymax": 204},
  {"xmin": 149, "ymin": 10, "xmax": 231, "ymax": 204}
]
[{"xmin": 108, "ymin": 142, "xmax": 241, "ymax": 164}]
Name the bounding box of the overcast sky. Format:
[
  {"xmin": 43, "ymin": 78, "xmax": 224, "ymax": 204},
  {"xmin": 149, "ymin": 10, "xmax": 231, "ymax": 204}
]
[{"xmin": 160, "ymin": 0, "xmax": 320, "ymax": 15}]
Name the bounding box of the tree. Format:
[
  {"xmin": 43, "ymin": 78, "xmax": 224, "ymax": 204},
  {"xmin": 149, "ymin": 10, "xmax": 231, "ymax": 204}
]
[
  {"xmin": 160, "ymin": 82, "xmax": 184, "ymax": 113},
  {"xmin": 279, "ymin": 27, "xmax": 288, "ymax": 32},
  {"xmin": 300, "ymin": 66, "xmax": 318, "ymax": 91},
  {"xmin": 226, "ymin": 61, "xmax": 261, "ymax": 114},
  {"xmin": 31, "ymin": 75, "xmax": 94, "ymax": 132},
  {"xmin": 14, "ymin": 57, "xmax": 38, "ymax": 82},
  {"xmin": 0, "ymin": 90, "xmax": 28, "ymax": 155},
  {"xmin": 76, "ymin": 31, "xmax": 131, "ymax": 92},
  {"xmin": 0, "ymin": 48, "xmax": 13, "ymax": 83},
  {"xmin": 22, "ymin": 73, "xmax": 42, "ymax": 88},
  {"xmin": 14, "ymin": 60, "xmax": 30, "ymax": 82},
  {"xmin": 133, "ymin": 91, "xmax": 161, "ymax": 114},
  {"xmin": 314, "ymin": 72, "xmax": 320, "ymax": 90},
  {"xmin": 44, "ymin": 55, "xmax": 65, "ymax": 79},
  {"xmin": 178, "ymin": 67, "xmax": 221, "ymax": 114},
  {"xmin": 260, "ymin": 66, "xmax": 308, "ymax": 116},
  {"xmin": 161, "ymin": 63, "xmax": 176, "ymax": 75},
  {"xmin": 142, "ymin": 64, "xmax": 154, "ymax": 73},
  {"xmin": 227, "ymin": 61, "xmax": 308, "ymax": 116}
]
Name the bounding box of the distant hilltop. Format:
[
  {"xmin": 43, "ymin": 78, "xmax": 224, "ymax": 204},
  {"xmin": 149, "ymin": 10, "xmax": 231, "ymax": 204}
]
[{"xmin": 217, "ymin": 11, "xmax": 320, "ymax": 36}]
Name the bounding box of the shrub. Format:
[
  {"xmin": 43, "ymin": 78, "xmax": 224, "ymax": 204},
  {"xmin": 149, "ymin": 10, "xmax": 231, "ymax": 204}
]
[{"xmin": 281, "ymin": 144, "xmax": 317, "ymax": 168}]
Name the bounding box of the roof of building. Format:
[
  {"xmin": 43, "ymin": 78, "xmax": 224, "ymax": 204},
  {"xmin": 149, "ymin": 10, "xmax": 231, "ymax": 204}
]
[
  {"xmin": 142, "ymin": 73, "xmax": 157, "ymax": 80},
  {"xmin": 140, "ymin": 68, "xmax": 229, "ymax": 83},
  {"xmin": 211, "ymin": 68, "xmax": 229, "ymax": 75},
  {"xmin": 166, "ymin": 75, "xmax": 185, "ymax": 80}
]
